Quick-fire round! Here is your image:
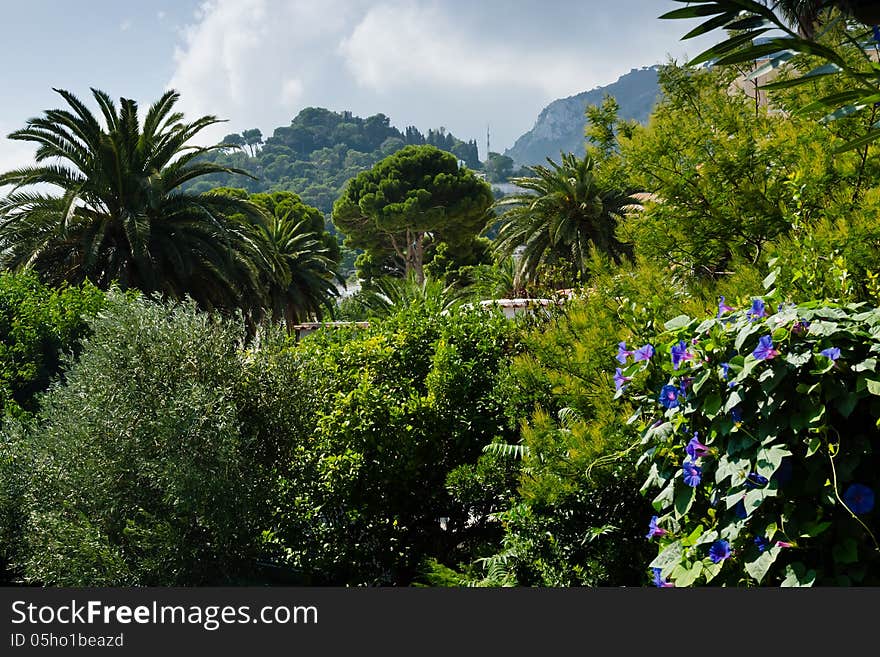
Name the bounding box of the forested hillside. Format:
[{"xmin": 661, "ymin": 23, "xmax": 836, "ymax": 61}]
[{"xmin": 184, "ymin": 107, "xmax": 481, "ymax": 216}]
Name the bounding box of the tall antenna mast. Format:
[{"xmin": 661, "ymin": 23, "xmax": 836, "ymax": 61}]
[{"xmin": 486, "ymin": 124, "xmax": 490, "ymax": 162}]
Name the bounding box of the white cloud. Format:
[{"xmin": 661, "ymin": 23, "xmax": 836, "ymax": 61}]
[
  {"xmin": 338, "ymin": 3, "xmax": 598, "ymax": 98},
  {"xmin": 280, "ymin": 78, "xmax": 304, "ymax": 109},
  {"xmin": 167, "ymin": 0, "xmax": 365, "ymax": 144},
  {"xmin": 158, "ymin": 10, "xmax": 167, "ymax": 21},
  {"xmin": 120, "ymin": 19, "xmax": 133, "ymax": 32}
]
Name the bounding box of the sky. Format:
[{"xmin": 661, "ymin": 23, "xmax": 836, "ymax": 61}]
[{"xmin": 0, "ymin": 1, "xmax": 718, "ymax": 172}]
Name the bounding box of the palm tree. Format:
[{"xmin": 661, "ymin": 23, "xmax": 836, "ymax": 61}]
[
  {"xmin": 0, "ymin": 87, "xmax": 269, "ymax": 311},
  {"xmin": 769, "ymin": 1, "xmax": 825, "ymax": 38},
  {"xmin": 490, "ymin": 152, "xmax": 636, "ymax": 290},
  {"xmin": 772, "ymin": 1, "xmax": 880, "ymax": 33},
  {"xmin": 249, "ymin": 208, "xmax": 342, "ymax": 328},
  {"xmin": 349, "ymin": 273, "xmax": 458, "ymax": 319}
]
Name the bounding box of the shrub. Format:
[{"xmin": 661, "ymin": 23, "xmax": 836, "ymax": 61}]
[
  {"xmin": 264, "ymin": 301, "xmax": 522, "ymax": 585},
  {"xmin": 0, "ymin": 272, "xmax": 105, "ymax": 418},
  {"xmin": 628, "ymin": 295, "xmax": 880, "ymax": 586},
  {"xmin": 9, "ymin": 294, "xmax": 285, "ymax": 585},
  {"xmin": 451, "ymin": 255, "xmax": 766, "ymax": 586},
  {"xmin": 0, "ymin": 272, "xmax": 105, "ymax": 583}
]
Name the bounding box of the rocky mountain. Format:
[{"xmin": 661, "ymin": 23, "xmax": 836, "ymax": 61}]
[{"xmin": 504, "ymin": 66, "xmax": 661, "ymax": 167}]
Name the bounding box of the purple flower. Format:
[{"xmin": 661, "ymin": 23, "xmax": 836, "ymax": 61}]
[
  {"xmin": 820, "ymin": 347, "xmax": 840, "ymax": 362},
  {"xmin": 634, "ymin": 344, "xmax": 655, "ymax": 362},
  {"xmin": 775, "ymin": 541, "xmax": 793, "ymax": 548},
  {"xmin": 671, "ymin": 340, "xmax": 694, "ymax": 370},
  {"xmin": 659, "ymin": 384, "xmax": 681, "ymax": 409},
  {"xmin": 754, "ymin": 535, "xmax": 770, "ymax": 552},
  {"xmin": 746, "ymin": 472, "xmax": 768, "ymax": 489},
  {"xmin": 682, "ymin": 460, "xmax": 702, "ymax": 487},
  {"xmin": 717, "ymin": 296, "xmax": 734, "ymax": 317},
  {"xmin": 616, "ymin": 341, "xmax": 634, "ymax": 364},
  {"xmin": 614, "ymin": 367, "xmax": 632, "ymax": 392},
  {"xmin": 686, "ymin": 433, "xmax": 709, "ymax": 460},
  {"xmin": 720, "ymin": 362, "xmax": 730, "ymax": 380},
  {"xmin": 747, "ymin": 298, "xmax": 767, "ymax": 321},
  {"xmin": 708, "ymin": 540, "xmax": 731, "ymax": 564},
  {"xmin": 752, "ymin": 335, "xmax": 779, "ymax": 361},
  {"xmin": 734, "ymin": 500, "xmax": 748, "ymax": 520},
  {"xmin": 652, "ymin": 567, "xmax": 674, "ymax": 588},
  {"xmin": 792, "ymin": 319, "xmax": 810, "ymax": 335},
  {"xmin": 843, "ymin": 483, "xmax": 875, "ymax": 515},
  {"xmin": 646, "ymin": 515, "xmax": 666, "ymax": 539}
]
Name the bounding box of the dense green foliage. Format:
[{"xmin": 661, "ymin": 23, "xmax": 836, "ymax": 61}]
[
  {"xmin": 616, "ymin": 65, "xmax": 850, "ymax": 277},
  {"xmin": 1, "ymin": 293, "xmax": 526, "ymax": 587},
  {"xmin": 0, "ymin": 273, "xmax": 105, "ymax": 583},
  {"xmin": 430, "ymin": 256, "xmax": 762, "ymax": 586},
  {"xmin": 0, "ymin": 272, "xmax": 105, "ymax": 418},
  {"xmin": 185, "ymin": 108, "xmax": 481, "ymax": 216},
  {"xmin": 264, "ymin": 301, "xmax": 523, "ymax": 585}
]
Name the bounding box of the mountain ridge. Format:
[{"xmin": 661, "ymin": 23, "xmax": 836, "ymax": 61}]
[{"xmin": 504, "ymin": 65, "xmax": 661, "ymax": 167}]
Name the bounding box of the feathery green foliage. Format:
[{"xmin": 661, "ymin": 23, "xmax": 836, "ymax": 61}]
[{"xmin": 660, "ymin": 0, "xmax": 880, "ymax": 151}]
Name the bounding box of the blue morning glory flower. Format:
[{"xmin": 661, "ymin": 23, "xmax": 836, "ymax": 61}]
[
  {"xmin": 614, "ymin": 367, "xmax": 632, "ymax": 392},
  {"xmin": 717, "ymin": 296, "xmax": 734, "ymax": 317},
  {"xmin": 754, "ymin": 536, "xmax": 770, "ymax": 553},
  {"xmin": 734, "ymin": 500, "xmax": 747, "ymax": 520},
  {"xmin": 682, "ymin": 460, "xmax": 702, "ymax": 487},
  {"xmin": 843, "ymin": 483, "xmax": 875, "ymax": 515},
  {"xmin": 652, "ymin": 567, "xmax": 674, "ymax": 588},
  {"xmin": 659, "ymin": 384, "xmax": 680, "ymax": 409},
  {"xmin": 720, "ymin": 362, "xmax": 730, "ymax": 380},
  {"xmin": 730, "ymin": 407, "xmax": 742, "ymax": 424},
  {"xmin": 820, "ymin": 347, "xmax": 840, "ymax": 362},
  {"xmin": 746, "ymin": 472, "xmax": 769, "ymax": 489},
  {"xmin": 752, "ymin": 335, "xmax": 779, "ymax": 361},
  {"xmin": 616, "ymin": 341, "xmax": 634, "ymax": 364},
  {"xmin": 646, "ymin": 515, "xmax": 666, "ymax": 539},
  {"xmin": 670, "ymin": 340, "xmax": 693, "ymax": 370},
  {"xmin": 709, "ymin": 540, "xmax": 731, "ymax": 563},
  {"xmin": 634, "ymin": 344, "xmax": 655, "ymax": 362},
  {"xmin": 747, "ymin": 298, "xmax": 767, "ymax": 321},
  {"xmin": 686, "ymin": 433, "xmax": 709, "ymax": 460}
]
